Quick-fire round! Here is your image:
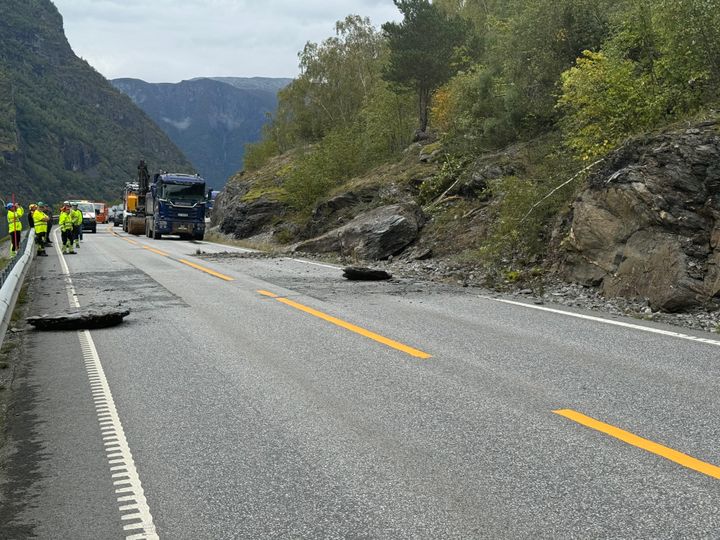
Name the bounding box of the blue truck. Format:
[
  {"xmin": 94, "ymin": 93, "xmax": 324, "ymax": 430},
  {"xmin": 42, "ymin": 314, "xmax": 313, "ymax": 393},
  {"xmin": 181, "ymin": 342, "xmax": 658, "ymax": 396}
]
[{"xmin": 141, "ymin": 172, "xmax": 207, "ymax": 240}]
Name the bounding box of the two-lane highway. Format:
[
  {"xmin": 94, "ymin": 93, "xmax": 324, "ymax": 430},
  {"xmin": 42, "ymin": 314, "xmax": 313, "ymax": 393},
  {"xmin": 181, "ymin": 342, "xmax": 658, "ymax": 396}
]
[{"xmin": 2, "ymin": 226, "xmax": 719, "ymax": 538}]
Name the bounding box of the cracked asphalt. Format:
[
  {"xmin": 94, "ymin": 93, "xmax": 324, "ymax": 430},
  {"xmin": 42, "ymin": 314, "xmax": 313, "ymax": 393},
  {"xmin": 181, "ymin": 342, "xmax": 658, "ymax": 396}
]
[{"xmin": 1, "ymin": 226, "xmax": 718, "ymax": 539}]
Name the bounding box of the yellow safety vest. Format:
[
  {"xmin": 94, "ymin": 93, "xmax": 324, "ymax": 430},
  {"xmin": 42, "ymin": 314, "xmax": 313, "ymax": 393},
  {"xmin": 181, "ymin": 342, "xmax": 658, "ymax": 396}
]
[
  {"xmin": 59, "ymin": 212, "xmax": 74, "ymax": 231},
  {"xmin": 33, "ymin": 210, "xmax": 48, "ymax": 233},
  {"xmin": 71, "ymin": 209, "xmax": 83, "ymax": 226},
  {"xmin": 7, "ymin": 207, "xmax": 24, "ymax": 232}
]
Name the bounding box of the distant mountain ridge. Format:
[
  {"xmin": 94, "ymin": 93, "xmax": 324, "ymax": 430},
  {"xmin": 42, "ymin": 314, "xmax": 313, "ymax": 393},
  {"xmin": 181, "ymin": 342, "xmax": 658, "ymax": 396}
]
[
  {"xmin": 112, "ymin": 77, "xmax": 291, "ymax": 188},
  {"xmin": 0, "ymin": 0, "xmax": 192, "ymax": 203},
  {"xmin": 193, "ymin": 77, "xmax": 292, "ymax": 93}
]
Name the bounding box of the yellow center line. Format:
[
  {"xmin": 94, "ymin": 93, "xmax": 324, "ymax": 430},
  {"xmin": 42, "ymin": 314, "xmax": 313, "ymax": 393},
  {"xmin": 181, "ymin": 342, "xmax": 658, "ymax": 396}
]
[
  {"xmin": 110, "ymin": 231, "xmax": 234, "ymax": 282},
  {"xmin": 143, "ymin": 246, "xmax": 170, "ymax": 257},
  {"xmin": 257, "ymin": 290, "xmax": 431, "ymax": 359},
  {"xmin": 178, "ymin": 259, "xmax": 235, "ymax": 281},
  {"xmin": 554, "ymin": 409, "xmax": 720, "ymax": 480}
]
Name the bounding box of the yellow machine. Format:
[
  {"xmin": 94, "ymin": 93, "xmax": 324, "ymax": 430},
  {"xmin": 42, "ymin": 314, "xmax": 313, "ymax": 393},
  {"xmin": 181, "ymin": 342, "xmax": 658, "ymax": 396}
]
[{"xmin": 122, "ymin": 182, "xmax": 143, "ymax": 233}]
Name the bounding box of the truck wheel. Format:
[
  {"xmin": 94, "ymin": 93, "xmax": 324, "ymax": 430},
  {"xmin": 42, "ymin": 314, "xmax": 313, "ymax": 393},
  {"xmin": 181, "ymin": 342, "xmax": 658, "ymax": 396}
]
[
  {"xmin": 193, "ymin": 233, "xmax": 204, "ymax": 241},
  {"xmin": 92, "ymin": 225, "xmax": 97, "ymax": 233}
]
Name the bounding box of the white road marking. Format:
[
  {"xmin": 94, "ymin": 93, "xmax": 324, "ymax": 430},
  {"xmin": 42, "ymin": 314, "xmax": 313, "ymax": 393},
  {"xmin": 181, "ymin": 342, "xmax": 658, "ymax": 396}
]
[
  {"xmin": 54, "ymin": 231, "xmax": 159, "ymax": 540},
  {"xmin": 287, "ymin": 258, "xmax": 342, "ymax": 269},
  {"xmin": 481, "ymin": 295, "xmax": 720, "ymax": 348}
]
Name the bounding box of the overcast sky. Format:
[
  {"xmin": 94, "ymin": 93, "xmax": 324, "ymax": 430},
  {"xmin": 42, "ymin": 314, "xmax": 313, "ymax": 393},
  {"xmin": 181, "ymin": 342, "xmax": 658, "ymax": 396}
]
[{"xmin": 52, "ymin": 0, "xmax": 402, "ymax": 83}]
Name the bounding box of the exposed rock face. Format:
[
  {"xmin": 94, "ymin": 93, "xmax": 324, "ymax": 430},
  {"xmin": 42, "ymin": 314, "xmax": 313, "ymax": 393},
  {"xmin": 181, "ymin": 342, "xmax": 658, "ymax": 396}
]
[
  {"xmin": 303, "ymin": 187, "xmax": 378, "ymax": 239},
  {"xmin": 561, "ymin": 122, "xmax": 720, "ymax": 311},
  {"xmin": 295, "ymin": 203, "xmax": 425, "ymax": 260},
  {"xmin": 212, "ymin": 178, "xmax": 288, "ymax": 239}
]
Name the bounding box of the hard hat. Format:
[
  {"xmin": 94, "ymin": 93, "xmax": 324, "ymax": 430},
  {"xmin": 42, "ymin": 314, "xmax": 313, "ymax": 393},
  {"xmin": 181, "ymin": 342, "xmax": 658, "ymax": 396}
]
[
  {"xmin": 6, "ymin": 202, "xmax": 13, "ymax": 209},
  {"xmin": 71, "ymin": 201, "xmax": 78, "ymax": 206},
  {"xmin": 37, "ymin": 201, "xmax": 45, "ymax": 206}
]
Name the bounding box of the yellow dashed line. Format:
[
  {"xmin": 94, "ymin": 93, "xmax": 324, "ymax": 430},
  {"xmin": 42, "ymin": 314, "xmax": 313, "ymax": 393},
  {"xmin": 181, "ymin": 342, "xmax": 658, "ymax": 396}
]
[
  {"xmin": 554, "ymin": 409, "xmax": 720, "ymax": 480},
  {"xmin": 258, "ymin": 289, "xmax": 431, "ymax": 359},
  {"xmin": 143, "ymin": 246, "xmax": 170, "ymax": 257},
  {"xmin": 178, "ymin": 259, "xmax": 234, "ymax": 281}
]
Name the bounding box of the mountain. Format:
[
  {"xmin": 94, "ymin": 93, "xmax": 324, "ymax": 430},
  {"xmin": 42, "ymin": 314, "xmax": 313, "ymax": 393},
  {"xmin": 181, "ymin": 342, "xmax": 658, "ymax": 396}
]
[
  {"xmin": 0, "ymin": 0, "xmax": 192, "ymax": 204},
  {"xmin": 195, "ymin": 77, "xmax": 292, "ymax": 93},
  {"xmin": 111, "ymin": 77, "xmax": 290, "ymax": 189}
]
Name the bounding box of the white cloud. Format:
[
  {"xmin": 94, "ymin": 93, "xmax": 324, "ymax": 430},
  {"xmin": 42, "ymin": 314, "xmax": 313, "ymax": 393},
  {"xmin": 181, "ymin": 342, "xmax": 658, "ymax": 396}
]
[
  {"xmin": 161, "ymin": 117, "xmax": 193, "ymax": 130},
  {"xmin": 52, "ymin": 0, "xmax": 402, "ymax": 82}
]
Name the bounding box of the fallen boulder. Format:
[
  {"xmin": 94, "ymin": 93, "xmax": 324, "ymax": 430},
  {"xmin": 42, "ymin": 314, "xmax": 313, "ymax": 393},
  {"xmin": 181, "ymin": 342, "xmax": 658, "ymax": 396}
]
[
  {"xmin": 295, "ymin": 203, "xmax": 425, "ymax": 260},
  {"xmin": 27, "ymin": 306, "xmax": 130, "ymax": 331},
  {"xmin": 343, "ymin": 267, "xmax": 392, "ymax": 281}
]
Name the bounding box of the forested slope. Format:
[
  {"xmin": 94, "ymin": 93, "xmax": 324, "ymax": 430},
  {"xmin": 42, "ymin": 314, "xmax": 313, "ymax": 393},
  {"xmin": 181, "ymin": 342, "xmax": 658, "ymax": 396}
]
[
  {"xmin": 214, "ymin": 1, "xmax": 720, "ymax": 310},
  {"xmin": 0, "ymin": 0, "xmax": 192, "ymax": 203}
]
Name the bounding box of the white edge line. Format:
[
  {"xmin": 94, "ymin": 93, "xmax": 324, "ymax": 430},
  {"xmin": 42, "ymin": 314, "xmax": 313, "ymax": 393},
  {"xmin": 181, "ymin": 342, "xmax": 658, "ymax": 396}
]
[
  {"xmin": 481, "ymin": 295, "xmax": 720, "ymax": 347},
  {"xmin": 54, "ymin": 231, "xmax": 159, "ymax": 539},
  {"xmin": 287, "ymin": 257, "xmax": 341, "ymax": 269}
]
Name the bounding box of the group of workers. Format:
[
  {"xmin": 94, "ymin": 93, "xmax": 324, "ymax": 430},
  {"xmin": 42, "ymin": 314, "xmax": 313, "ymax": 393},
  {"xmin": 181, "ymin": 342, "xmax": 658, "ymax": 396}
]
[{"xmin": 5, "ymin": 201, "xmax": 84, "ymax": 257}]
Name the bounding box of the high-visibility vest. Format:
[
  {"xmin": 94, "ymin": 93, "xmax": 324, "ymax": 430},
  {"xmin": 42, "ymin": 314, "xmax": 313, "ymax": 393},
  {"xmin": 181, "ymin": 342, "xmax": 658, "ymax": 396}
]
[
  {"xmin": 71, "ymin": 209, "xmax": 83, "ymax": 226},
  {"xmin": 59, "ymin": 212, "xmax": 74, "ymax": 231},
  {"xmin": 7, "ymin": 207, "xmax": 24, "ymax": 232},
  {"xmin": 33, "ymin": 210, "xmax": 48, "ymax": 233}
]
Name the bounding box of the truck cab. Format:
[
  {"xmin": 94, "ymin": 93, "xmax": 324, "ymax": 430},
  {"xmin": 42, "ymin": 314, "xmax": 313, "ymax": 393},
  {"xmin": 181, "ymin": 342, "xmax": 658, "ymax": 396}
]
[{"xmin": 145, "ymin": 173, "xmax": 206, "ymax": 240}]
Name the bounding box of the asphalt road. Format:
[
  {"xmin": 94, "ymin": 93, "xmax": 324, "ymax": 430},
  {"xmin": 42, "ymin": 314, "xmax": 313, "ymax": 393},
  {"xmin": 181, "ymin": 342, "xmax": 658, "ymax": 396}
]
[{"xmin": 1, "ymin": 225, "xmax": 719, "ymax": 539}]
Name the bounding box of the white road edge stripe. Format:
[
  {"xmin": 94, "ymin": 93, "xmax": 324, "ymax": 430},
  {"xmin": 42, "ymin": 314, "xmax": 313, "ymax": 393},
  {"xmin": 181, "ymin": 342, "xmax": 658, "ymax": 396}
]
[
  {"xmin": 54, "ymin": 230, "xmax": 159, "ymax": 540},
  {"xmin": 287, "ymin": 258, "xmax": 341, "ymax": 269},
  {"xmin": 481, "ymin": 295, "xmax": 720, "ymax": 347}
]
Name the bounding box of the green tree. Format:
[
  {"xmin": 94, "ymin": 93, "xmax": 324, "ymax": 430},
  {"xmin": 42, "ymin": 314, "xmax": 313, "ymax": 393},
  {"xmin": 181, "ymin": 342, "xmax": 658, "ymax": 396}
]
[{"xmin": 382, "ymin": 0, "xmax": 469, "ymax": 135}]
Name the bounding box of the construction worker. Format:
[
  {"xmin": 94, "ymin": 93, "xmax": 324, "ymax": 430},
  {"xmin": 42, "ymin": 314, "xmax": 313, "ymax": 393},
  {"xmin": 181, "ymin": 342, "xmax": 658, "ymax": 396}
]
[
  {"xmin": 6, "ymin": 202, "xmax": 24, "ymax": 257},
  {"xmin": 70, "ymin": 202, "xmax": 82, "ymax": 249},
  {"xmin": 33, "ymin": 202, "xmax": 50, "ymax": 256},
  {"xmin": 42, "ymin": 203, "xmax": 53, "ymax": 244},
  {"xmin": 59, "ymin": 206, "xmax": 76, "ymax": 254},
  {"xmin": 28, "ymin": 204, "xmax": 37, "ymax": 228}
]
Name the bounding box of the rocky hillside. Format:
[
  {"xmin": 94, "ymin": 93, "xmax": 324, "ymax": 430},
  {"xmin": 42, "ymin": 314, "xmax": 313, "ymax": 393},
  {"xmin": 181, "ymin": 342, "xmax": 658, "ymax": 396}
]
[
  {"xmin": 211, "ymin": 118, "xmax": 720, "ymax": 314},
  {"xmin": 112, "ymin": 77, "xmax": 290, "ymax": 188},
  {"xmin": 0, "ymin": 0, "xmax": 192, "ymax": 203},
  {"xmin": 560, "ymin": 120, "xmax": 720, "ymax": 312}
]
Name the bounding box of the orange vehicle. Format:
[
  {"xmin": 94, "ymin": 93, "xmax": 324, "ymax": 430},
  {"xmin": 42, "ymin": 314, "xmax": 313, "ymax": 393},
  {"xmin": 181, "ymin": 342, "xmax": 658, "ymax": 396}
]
[{"xmin": 93, "ymin": 202, "xmax": 108, "ymax": 224}]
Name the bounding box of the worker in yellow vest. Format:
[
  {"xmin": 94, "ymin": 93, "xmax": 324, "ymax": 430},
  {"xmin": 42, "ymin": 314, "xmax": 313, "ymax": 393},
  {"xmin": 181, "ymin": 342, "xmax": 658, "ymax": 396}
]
[
  {"xmin": 33, "ymin": 202, "xmax": 50, "ymax": 257},
  {"xmin": 59, "ymin": 206, "xmax": 77, "ymax": 254},
  {"xmin": 70, "ymin": 202, "xmax": 83, "ymax": 249},
  {"xmin": 6, "ymin": 202, "xmax": 24, "ymax": 257}
]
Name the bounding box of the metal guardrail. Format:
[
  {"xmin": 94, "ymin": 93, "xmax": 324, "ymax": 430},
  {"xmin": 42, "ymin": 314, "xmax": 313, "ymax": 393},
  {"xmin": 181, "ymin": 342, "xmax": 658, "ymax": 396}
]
[
  {"xmin": 0, "ymin": 229, "xmax": 35, "ymax": 347},
  {"xmin": 0, "ymin": 230, "xmax": 31, "ymax": 289}
]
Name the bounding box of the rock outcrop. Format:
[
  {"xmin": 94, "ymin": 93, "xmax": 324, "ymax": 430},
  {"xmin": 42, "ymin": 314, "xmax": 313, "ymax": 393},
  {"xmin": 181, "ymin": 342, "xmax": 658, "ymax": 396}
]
[
  {"xmin": 294, "ymin": 203, "xmax": 425, "ymax": 260},
  {"xmin": 561, "ymin": 121, "xmax": 720, "ymax": 311},
  {"xmin": 212, "ymin": 175, "xmax": 289, "ymax": 239}
]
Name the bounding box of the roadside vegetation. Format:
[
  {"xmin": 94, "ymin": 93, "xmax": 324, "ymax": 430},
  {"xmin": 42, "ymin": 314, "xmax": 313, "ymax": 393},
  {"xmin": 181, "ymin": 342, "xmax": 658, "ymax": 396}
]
[{"xmin": 237, "ymin": 0, "xmax": 720, "ymax": 271}]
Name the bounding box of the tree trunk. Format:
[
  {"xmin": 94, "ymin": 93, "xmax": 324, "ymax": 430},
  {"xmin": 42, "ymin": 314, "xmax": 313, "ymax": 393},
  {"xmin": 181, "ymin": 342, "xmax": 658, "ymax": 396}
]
[{"xmin": 418, "ymin": 86, "xmax": 431, "ymax": 133}]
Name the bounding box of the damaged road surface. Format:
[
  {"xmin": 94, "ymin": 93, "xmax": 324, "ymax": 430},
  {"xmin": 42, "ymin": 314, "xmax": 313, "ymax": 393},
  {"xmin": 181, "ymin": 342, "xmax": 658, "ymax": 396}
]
[
  {"xmin": 26, "ymin": 305, "xmax": 130, "ymax": 330},
  {"xmin": 2, "ymin": 226, "xmax": 720, "ymax": 539}
]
